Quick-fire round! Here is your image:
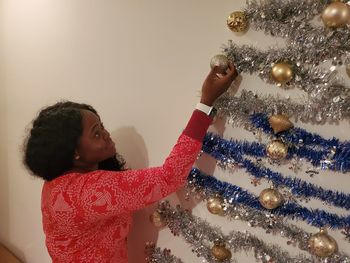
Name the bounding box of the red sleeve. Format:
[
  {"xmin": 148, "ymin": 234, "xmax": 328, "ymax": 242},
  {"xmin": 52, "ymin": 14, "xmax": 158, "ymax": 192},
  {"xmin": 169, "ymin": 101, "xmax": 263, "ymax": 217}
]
[{"xmin": 77, "ymin": 110, "xmax": 212, "ymax": 216}]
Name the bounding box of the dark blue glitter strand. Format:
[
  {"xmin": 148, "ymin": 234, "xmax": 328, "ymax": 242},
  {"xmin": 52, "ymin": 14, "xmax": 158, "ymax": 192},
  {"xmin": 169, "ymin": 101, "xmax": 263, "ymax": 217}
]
[
  {"xmin": 202, "ymin": 133, "xmax": 350, "ymax": 210},
  {"xmin": 250, "ymin": 113, "xmax": 340, "ymax": 148},
  {"xmin": 188, "ymin": 168, "xmax": 350, "ymax": 229},
  {"xmin": 204, "ymin": 127, "xmax": 350, "ymax": 173},
  {"xmin": 250, "ymin": 113, "xmax": 350, "ymax": 172}
]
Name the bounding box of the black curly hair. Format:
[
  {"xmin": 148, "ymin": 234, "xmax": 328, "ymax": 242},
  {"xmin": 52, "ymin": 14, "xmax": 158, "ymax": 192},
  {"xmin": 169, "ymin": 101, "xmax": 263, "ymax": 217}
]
[{"xmin": 23, "ymin": 101, "xmax": 125, "ymax": 181}]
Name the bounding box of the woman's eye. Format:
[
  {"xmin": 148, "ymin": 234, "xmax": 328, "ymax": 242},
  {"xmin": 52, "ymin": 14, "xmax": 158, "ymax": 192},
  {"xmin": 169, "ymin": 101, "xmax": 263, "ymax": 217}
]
[{"xmin": 94, "ymin": 131, "xmax": 101, "ymax": 138}]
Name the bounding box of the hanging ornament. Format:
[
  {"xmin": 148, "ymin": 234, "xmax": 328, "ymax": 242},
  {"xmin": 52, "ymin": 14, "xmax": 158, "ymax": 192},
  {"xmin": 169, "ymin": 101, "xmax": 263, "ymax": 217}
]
[
  {"xmin": 321, "ymin": 2, "xmax": 350, "ymax": 28},
  {"xmin": 271, "ymin": 62, "xmax": 294, "ymax": 85},
  {"xmin": 308, "ymin": 229, "xmax": 338, "ymax": 257},
  {"xmin": 266, "ymin": 140, "xmax": 288, "ymax": 160},
  {"xmin": 211, "ymin": 242, "xmax": 232, "ymax": 261},
  {"xmin": 210, "ymin": 54, "xmax": 229, "ymax": 73},
  {"xmin": 207, "ymin": 196, "xmax": 225, "ymax": 215},
  {"xmin": 227, "ymin": 11, "xmax": 249, "ymax": 32},
  {"xmin": 259, "ymin": 188, "xmax": 283, "ymax": 210},
  {"xmin": 268, "ymin": 114, "xmax": 294, "ymax": 134},
  {"xmin": 149, "ymin": 210, "xmax": 165, "ymax": 227}
]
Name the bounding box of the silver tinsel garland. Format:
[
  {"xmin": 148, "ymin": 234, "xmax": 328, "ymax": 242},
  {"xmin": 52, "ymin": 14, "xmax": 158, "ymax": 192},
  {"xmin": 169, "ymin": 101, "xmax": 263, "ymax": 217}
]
[
  {"xmin": 157, "ymin": 201, "xmax": 315, "ymax": 263},
  {"xmin": 245, "ymin": 0, "xmax": 327, "ymax": 26},
  {"xmin": 245, "ymin": 0, "xmax": 350, "ymax": 54},
  {"xmin": 223, "ymin": 42, "xmax": 350, "ymax": 104},
  {"xmin": 145, "ymin": 243, "xmax": 184, "ymax": 263},
  {"xmin": 214, "ymin": 90, "xmax": 350, "ymax": 123},
  {"xmin": 222, "ymin": 0, "xmax": 350, "ymax": 122},
  {"xmin": 184, "ymin": 185, "xmax": 350, "ymax": 262}
]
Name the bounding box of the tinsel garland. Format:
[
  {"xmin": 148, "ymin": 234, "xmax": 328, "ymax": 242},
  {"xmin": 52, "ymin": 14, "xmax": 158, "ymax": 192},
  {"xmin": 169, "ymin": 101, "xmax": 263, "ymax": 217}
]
[
  {"xmin": 202, "ymin": 133, "xmax": 350, "ymax": 209},
  {"xmin": 185, "ymin": 185, "xmax": 350, "ymax": 261},
  {"xmin": 214, "ymin": 90, "xmax": 350, "ymax": 124},
  {"xmin": 249, "ymin": 113, "xmax": 350, "ymax": 172},
  {"xmin": 145, "ymin": 243, "xmax": 184, "ymax": 263},
  {"xmin": 244, "ymin": 0, "xmax": 350, "ymax": 60},
  {"xmin": 244, "ymin": 0, "xmax": 325, "ymax": 23},
  {"xmin": 223, "ymin": 41, "xmax": 350, "ymax": 104},
  {"xmin": 188, "ymin": 168, "xmax": 350, "ymax": 229},
  {"xmin": 204, "ymin": 131, "xmax": 350, "ymax": 173},
  {"xmin": 245, "ymin": 0, "xmax": 350, "ymax": 24},
  {"xmin": 157, "ymin": 201, "xmax": 314, "ymax": 263},
  {"xmin": 250, "ymin": 113, "xmax": 349, "ymax": 148}
]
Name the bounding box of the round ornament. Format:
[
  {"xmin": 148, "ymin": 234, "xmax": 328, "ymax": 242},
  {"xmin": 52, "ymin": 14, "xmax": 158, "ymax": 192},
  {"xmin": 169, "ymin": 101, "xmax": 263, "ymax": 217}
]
[
  {"xmin": 266, "ymin": 140, "xmax": 288, "ymax": 160},
  {"xmin": 149, "ymin": 211, "xmax": 165, "ymax": 227},
  {"xmin": 210, "ymin": 54, "xmax": 229, "ymax": 73},
  {"xmin": 309, "ymin": 229, "xmax": 338, "ymax": 257},
  {"xmin": 259, "ymin": 188, "xmax": 283, "ymax": 210},
  {"xmin": 227, "ymin": 11, "xmax": 249, "ymax": 32},
  {"xmin": 207, "ymin": 197, "xmax": 225, "ymax": 215},
  {"xmin": 271, "ymin": 62, "xmax": 293, "ymax": 85},
  {"xmin": 211, "ymin": 243, "xmax": 232, "ymax": 261},
  {"xmin": 268, "ymin": 114, "xmax": 294, "ymax": 134},
  {"xmin": 321, "ymin": 2, "xmax": 350, "ymax": 28}
]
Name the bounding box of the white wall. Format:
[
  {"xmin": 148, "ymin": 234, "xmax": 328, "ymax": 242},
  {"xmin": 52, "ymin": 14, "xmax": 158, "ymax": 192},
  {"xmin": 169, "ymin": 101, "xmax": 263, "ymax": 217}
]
[{"xmin": 1, "ymin": 1, "xmax": 349, "ymax": 262}]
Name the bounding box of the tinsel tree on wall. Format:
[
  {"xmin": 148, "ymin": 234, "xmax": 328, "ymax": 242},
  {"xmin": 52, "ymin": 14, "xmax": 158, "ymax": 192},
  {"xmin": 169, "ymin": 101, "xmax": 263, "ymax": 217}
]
[{"xmin": 146, "ymin": 0, "xmax": 350, "ymax": 262}]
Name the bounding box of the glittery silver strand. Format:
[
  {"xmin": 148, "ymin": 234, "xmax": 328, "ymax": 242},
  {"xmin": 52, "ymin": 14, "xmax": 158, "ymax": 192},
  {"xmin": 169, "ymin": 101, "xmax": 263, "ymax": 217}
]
[
  {"xmin": 214, "ymin": 90, "xmax": 350, "ymax": 124},
  {"xmin": 145, "ymin": 243, "xmax": 184, "ymax": 263},
  {"xmin": 158, "ymin": 201, "xmax": 314, "ymax": 263},
  {"xmin": 184, "ymin": 185, "xmax": 350, "ymax": 263},
  {"xmin": 223, "ymin": 42, "xmax": 350, "ymax": 104},
  {"xmin": 244, "ymin": 0, "xmax": 350, "ymax": 59},
  {"xmin": 245, "ymin": 0, "xmax": 326, "ymax": 29}
]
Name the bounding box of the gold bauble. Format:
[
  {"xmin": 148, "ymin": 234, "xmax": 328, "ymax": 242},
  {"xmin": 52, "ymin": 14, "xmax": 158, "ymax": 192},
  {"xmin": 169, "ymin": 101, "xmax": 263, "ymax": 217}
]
[
  {"xmin": 259, "ymin": 188, "xmax": 283, "ymax": 210},
  {"xmin": 211, "ymin": 244, "xmax": 232, "ymax": 261},
  {"xmin": 266, "ymin": 140, "xmax": 288, "ymax": 160},
  {"xmin": 207, "ymin": 197, "xmax": 225, "ymax": 215},
  {"xmin": 149, "ymin": 211, "xmax": 165, "ymax": 227},
  {"xmin": 309, "ymin": 229, "xmax": 338, "ymax": 257},
  {"xmin": 210, "ymin": 54, "xmax": 229, "ymax": 73},
  {"xmin": 271, "ymin": 62, "xmax": 293, "ymax": 85},
  {"xmin": 321, "ymin": 2, "xmax": 350, "ymax": 28},
  {"xmin": 268, "ymin": 114, "xmax": 294, "ymax": 134},
  {"xmin": 346, "ymin": 63, "xmax": 350, "ymax": 78},
  {"xmin": 227, "ymin": 11, "xmax": 249, "ymax": 32}
]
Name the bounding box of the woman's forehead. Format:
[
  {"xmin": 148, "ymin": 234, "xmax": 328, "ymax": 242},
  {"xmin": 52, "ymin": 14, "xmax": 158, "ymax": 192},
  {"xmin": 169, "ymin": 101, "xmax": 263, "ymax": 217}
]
[{"xmin": 81, "ymin": 110, "xmax": 100, "ymax": 128}]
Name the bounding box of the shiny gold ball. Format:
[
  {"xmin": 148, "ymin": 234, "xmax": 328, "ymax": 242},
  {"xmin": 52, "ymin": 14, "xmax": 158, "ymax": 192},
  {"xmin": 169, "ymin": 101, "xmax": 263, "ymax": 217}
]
[
  {"xmin": 309, "ymin": 229, "xmax": 338, "ymax": 257},
  {"xmin": 211, "ymin": 244, "xmax": 232, "ymax": 261},
  {"xmin": 266, "ymin": 140, "xmax": 288, "ymax": 160},
  {"xmin": 149, "ymin": 211, "xmax": 165, "ymax": 227},
  {"xmin": 210, "ymin": 54, "xmax": 229, "ymax": 73},
  {"xmin": 207, "ymin": 197, "xmax": 225, "ymax": 215},
  {"xmin": 227, "ymin": 11, "xmax": 249, "ymax": 32},
  {"xmin": 322, "ymin": 2, "xmax": 350, "ymax": 28},
  {"xmin": 268, "ymin": 114, "xmax": 294, "ymax": 134},
  {"xmin": 346, "ymin": 63, "xmax": 350, "ymax": 78},
  {"xmin": 259, "ymin": 188, "xmax": 283, "ymax": 210},
  {"xmin": 271, "ymin": 62, "xmax": 293, "ymax": 84}
]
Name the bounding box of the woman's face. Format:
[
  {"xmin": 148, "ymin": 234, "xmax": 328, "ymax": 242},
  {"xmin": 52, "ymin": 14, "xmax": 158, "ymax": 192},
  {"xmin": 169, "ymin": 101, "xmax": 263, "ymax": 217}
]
[{"xmin": 75, "ymin": 110, "xmax": 116, "ymax": 169}]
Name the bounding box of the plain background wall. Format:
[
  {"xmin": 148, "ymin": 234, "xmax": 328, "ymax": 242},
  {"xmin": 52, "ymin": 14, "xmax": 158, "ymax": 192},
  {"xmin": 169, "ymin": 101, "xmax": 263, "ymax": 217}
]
[{"xmin": 1, "ymin": 0, "xmax": 349, "ymax": 262}]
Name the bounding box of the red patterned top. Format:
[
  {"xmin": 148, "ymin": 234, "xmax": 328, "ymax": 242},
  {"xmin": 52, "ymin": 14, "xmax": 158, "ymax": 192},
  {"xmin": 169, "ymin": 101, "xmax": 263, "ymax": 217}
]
[{"xmin": 41, "ymin": 110, "xmax": 212, "ymax": 263}]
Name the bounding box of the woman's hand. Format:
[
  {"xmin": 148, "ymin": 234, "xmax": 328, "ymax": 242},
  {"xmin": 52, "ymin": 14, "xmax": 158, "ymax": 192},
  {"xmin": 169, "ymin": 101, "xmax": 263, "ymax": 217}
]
[{"xmin": 200, "ymin": 62, "xmax": 238, "ymax": 106}]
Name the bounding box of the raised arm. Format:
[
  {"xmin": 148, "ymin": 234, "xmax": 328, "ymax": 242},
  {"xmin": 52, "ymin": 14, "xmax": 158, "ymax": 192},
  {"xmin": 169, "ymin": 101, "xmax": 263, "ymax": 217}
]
[{"xmin": 78, "ymin": 63, "xmax": 238, "ymax": 216}]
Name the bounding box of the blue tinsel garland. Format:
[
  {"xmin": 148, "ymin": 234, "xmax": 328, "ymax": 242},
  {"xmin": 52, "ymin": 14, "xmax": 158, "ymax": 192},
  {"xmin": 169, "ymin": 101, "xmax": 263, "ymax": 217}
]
[
  {"xmin": 249, "ymin": 113, "xmax": 350, "ymax": 172},
  {"xmin": 202, "ymin": 133, "xmax": 350, "ymax": 210},
  {"xmin": 189, "ymin": 168, "xmax": 350, "ymax": 229}
]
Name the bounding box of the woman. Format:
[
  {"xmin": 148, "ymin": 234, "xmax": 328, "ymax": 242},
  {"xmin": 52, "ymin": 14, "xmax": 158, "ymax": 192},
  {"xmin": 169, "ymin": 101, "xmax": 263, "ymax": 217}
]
[{"xmin": 23, "ymin": 63, "xmax": 237, "ymax": 262}]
